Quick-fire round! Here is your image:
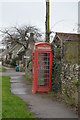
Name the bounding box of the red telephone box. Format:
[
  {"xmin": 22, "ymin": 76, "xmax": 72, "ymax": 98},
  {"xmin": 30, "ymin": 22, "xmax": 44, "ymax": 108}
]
[{"xmin": 32, "ymin": 42, "xmax": 53, "ymax": 93}]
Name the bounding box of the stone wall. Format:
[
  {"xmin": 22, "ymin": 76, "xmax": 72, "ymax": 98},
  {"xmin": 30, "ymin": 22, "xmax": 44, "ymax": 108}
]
[
  {"xmin": 51, "ymin": 33, "xmax": 79, "ymax": 108},
  {"xmin": 61, "ymin": 63, "xmax": 78, "ymax": 107}
]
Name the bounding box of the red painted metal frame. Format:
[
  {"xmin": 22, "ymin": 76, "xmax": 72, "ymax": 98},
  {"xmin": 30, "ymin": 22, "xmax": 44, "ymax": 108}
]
[{"xmin": 32, "ymin": 42, "xmax": 53, "ymax": 94}]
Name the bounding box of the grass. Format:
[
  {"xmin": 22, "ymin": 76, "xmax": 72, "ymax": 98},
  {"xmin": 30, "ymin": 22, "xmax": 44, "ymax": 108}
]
[
  {"xmin": 2, "ymin": 68, "xmax": 6, "ymax": 72},
  {"xmin": 0, "ymin": 68, "xmax": 6, "ymax": 72},
  {"xmin": 64, "ymin": 96, "xmax": 74, "ymax": 106},
  {"xmin": 1, "ymin": 76, "xmax": 37, "ymax": 119}
]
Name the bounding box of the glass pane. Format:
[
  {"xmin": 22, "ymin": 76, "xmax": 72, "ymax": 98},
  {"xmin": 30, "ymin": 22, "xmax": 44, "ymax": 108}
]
[{"xmin": 38, "ymin": 53, "xmax": 50, "ymax": 86}]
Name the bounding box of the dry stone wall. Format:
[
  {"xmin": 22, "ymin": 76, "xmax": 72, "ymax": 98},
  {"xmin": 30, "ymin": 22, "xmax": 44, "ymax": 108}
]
[{"xmin": 51, "ymin": 34, "xmax": 79, "ymax": 108}]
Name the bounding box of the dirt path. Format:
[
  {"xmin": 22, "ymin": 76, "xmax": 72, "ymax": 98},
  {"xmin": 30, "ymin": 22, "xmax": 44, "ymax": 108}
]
[{"xmin": 10, "ymin": 75, "xmax": 78, "ymax": 118}]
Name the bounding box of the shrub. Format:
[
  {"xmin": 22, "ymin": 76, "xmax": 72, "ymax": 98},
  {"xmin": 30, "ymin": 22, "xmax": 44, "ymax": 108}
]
[
  {"xmin": 5, "ymin": 60, "xmax": 10, "ymax": 64},
  {"xmin": 10, "ymin": 57, "xmax": 19, "ymax": 67}
]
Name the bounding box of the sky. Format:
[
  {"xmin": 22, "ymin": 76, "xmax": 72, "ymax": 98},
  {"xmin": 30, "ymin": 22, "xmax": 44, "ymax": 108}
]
[
  {"xmin": 0, "ymin": 0, "xmax": 79, "ymax": 32},
  {"xmin": 0, "ymin": 0, "xmax": 79, "ymax": 48}
]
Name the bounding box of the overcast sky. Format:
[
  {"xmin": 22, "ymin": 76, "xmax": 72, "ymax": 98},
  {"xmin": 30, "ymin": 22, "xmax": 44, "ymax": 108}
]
[{"xmin": 0, "ymin": 0, "xmax": 79, "ymax": 33}]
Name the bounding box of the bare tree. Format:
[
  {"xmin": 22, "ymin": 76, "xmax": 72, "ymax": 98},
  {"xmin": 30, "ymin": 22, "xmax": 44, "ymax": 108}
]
[{"xmin": 1, "ymin": 25, "xmax": 42, "ymax": 52}]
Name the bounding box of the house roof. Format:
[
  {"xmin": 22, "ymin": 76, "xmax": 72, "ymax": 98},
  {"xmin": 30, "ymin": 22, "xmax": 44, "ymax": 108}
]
[
  {"xmin": 56, "ymin": 32, "xmax": 80, "ymax": 41},
  {"xmin": 55, "ymin": 32, "xmax": 80, "ymax": 41},
  {"xmin": 2, "ymin": 44, "xmax": 16, "ymax": 56},
  {"xmin": 17, "ymin": 46, "xmax": 24, "ymax": 54},
  {"xmin": 2, "ymin": 44, "xmax": 23, "ymax": 57}
]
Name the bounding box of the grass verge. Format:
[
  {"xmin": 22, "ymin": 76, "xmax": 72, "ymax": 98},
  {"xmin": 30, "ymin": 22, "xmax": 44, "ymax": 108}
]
[
  {"xmin": 2, "ymin": 68, "xmax": 6, "ymax": 72},
  {"xmin": 2, "ymin": 76, "xmax": 37, "ymax": 119},
  {"xmin": 0, "ymin": 68, "xmax": 6, "ymax": 72}
]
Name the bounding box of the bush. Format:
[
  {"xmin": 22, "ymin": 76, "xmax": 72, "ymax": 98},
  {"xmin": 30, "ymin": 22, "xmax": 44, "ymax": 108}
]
[
  {"xmin": 5, "ymin": 60, "xmax": 10, "ymax": 64},
  {"xmin": 10, "ymin": 57, "xmax": 19, "ymax": 67}
]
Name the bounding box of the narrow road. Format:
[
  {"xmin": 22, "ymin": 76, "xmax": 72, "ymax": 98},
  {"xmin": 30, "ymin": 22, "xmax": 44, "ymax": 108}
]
[{"xmin": 2, "ymin": 66, "xmax": 78, "ymax": 118}]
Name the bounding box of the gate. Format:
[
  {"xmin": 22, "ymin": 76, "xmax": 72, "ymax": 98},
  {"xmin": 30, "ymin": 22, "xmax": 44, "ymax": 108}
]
[{"xmin": 32, "ymin": 42, "xmax": 53, "ymax": 93}]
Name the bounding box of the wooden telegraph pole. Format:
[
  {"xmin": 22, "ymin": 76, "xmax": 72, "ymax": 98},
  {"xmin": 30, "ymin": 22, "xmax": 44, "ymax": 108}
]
[{"xmin": 45, "ymin": 0, "xmax": 50, "ymax": 42}]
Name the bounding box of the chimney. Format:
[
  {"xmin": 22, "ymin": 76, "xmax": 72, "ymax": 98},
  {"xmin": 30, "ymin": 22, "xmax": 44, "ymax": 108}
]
[{"xmin": 30, "ymin": 33, "xmax": 34, "ymax": 43}]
